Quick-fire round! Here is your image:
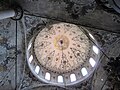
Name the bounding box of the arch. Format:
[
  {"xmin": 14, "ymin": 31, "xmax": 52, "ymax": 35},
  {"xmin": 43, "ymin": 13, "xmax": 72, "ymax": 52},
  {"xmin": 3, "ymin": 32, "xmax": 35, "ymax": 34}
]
[
  {"xmin": 70, "ymin": 74, "xmax": 76, "ymax": 82},
  {"xmin": 35, "ymin": 66, "xmax": 40, "ymax": 74},
  {"xmin": 29, "ymin": 55, "xmax": 33, "ymax": 63},
  {"xmin": 45, "ymin": 72, "xmax": 50, "ymax": 80},
  {"xmin": 58, "ymin": 75, "xmax": 63, "ymax": 83},
  {"xmin": 89, "ymin": 33, "xmax": 95, "ymax": 40},
  {"xmin": 81, "ymin": 68, "xmax": 88, "ymax": 76},
  {"xmin": 28, "ymin": 43, "xmax": 32, "ymax": 50},
  {"xmin": 93, "ymin": 46, "xmax": 99, "ymax": 54},
  {"xmin": 89, "ymin": 58, "xmax": 96, "ymax": 67}
]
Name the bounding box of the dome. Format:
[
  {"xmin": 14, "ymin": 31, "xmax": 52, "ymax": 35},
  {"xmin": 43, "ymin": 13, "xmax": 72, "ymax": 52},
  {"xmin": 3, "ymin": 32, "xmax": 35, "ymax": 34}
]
[{"xmin": 27, "ymin": 23, "xmax": 100, "ymax": 86}]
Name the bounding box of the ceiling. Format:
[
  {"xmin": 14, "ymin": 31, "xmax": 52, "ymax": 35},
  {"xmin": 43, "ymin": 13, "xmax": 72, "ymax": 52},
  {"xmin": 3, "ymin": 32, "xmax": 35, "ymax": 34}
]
[{"xmin": 0, "ymin": 0, "xmax": 120, "ymax": 90}]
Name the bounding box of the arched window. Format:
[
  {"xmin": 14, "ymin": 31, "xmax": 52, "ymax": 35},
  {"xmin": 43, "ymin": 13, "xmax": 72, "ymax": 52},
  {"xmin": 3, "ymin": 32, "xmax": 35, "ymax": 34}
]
[
  {"xmin": 28, "ymin": 43, "xmax": 32, "ymax": 50},
  {"xmin": 58, "ymin": 75, "xmax": 63, "ymax": 83},
  {"xmin": 35, "ymin": 66, "xmax": 40, "ymax": 74},
  {"xmin": 70, "ymin": 74, "xmax": 76, "ymax": 82},
  {"xmin": 29, "ymin": 55, "xmax": 33, "ymax": 63},
  {"xmin": 93, "ymin": 46, "xmax": 99, "ymax": 54},
  {"xmin": 89, "ymin": 33, "xmax": 95, "ymax": 40},
  {"xmin": 89, "ymin": 58, "xmax": 96, "ymax": 67},
  {"xmin": 81, "ymin": 68, "xmax": 88, "ymax": 76},
  {"xmin": 45, "ymin": 72, "xmax": 50, "ymax": 80}
]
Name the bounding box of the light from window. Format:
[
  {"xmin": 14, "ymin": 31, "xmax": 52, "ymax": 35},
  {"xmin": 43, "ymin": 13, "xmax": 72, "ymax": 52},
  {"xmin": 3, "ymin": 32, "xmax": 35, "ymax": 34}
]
[
  {"xmin": 29, "ymin": 55, "xmax": 33, "ymax": 63},
  {"xmin": 101, "ymin": 79, "xmax": 104, "ymax": 81},
  {"xmin": 70, "ymin": 74, "xmax": 76, "ymax": 82},
  {"xmin": 45, "ymin": 72, "xmax": 50, "ymax": 80},
  {"xmin": 28, "ymin": 43, "xmax": 32, "ymax": 50},
  {"xmin": 89, "ymin": 33, "xmax": 95, "ymax": 40},
  {"xmin": 81, "ymin": 68, "xmax": 88, "ymax": 76},
  {"xmin": 35, "ymin": 66, "xmax": 40, "ymax": 74},
  {"xmin": 89, "ymin": 58, "xmax": 96, "ymax": 67},
  {"xmin": 93, "ymin": 46, "xmax": 99, "ymax": 54},
  {"xmin": 58, "ymin": 75, "xmax": 63, "ymax": 83}
]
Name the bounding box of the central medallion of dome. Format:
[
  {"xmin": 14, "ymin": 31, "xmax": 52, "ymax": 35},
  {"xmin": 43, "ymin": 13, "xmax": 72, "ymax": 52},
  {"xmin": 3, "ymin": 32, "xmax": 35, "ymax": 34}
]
[
  {"xmin": 34, "ymin": 23, "xmax": 92, "ymax": 73},
  {"xmin": 54, "ymin": 35, "xmax": 69, "ymax": 50}
]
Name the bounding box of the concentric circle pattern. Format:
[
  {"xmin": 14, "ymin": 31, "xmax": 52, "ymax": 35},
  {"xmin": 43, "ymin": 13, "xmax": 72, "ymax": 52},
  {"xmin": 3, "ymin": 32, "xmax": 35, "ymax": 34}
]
[{"xmin": 34, "ymin": 23, "xmax": 92, "ymax": 73}]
